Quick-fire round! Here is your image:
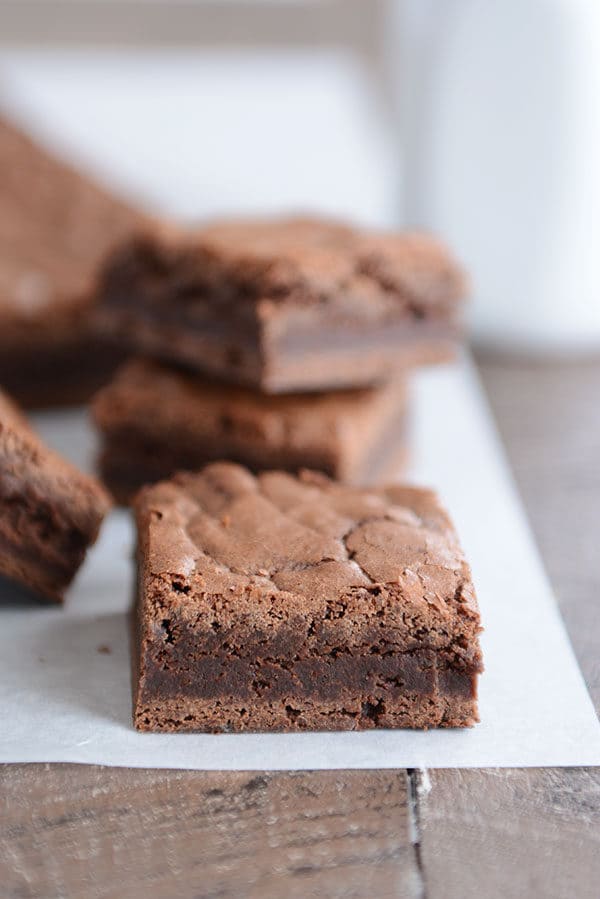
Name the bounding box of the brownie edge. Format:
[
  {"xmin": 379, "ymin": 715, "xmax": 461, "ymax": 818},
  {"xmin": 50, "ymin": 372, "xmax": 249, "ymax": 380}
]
[
  {"xmin": 92, "ymin": 358, "xmax": 409, "ymax": 503},
  {"xmin": 132, "ymin": 463, "xmax": 483, "ymax": 733},
  {"xmin": 95, "ymin": 217, "xmax": 466, "ymax": 393},
  {"xmin": 0, "ymin": 389, "xmax": 111, "ymax": 601}
]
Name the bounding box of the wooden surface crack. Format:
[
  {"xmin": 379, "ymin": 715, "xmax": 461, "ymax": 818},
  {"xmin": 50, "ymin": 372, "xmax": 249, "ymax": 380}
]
[{"xmin": 407, "ymin": 768, "xmax": 427, "ymax": 899}]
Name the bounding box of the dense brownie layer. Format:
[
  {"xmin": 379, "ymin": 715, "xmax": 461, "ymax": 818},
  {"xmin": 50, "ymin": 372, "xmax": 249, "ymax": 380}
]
[
  {"xmin": 96, "ymin": 217, "xmax": 466, "ymax": 392},
  {"xmin": 0, "ymin": 115, "xmax": 144, "ymax": 407},
  {"xmin": 92, "ymin": 359, "xmax": 409, "ymax": 503},
  {"xmin": 133, "ymin": 463, "xmax": 482, "ymax": 732},
  {"xmin": 0, "ymin": 389, "xmax": 111, "ymax": 601}
]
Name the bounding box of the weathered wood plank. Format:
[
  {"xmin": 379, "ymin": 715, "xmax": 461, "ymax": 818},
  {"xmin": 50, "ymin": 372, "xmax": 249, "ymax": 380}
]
[
  {"xmin": 0, "ymin": 766, "xmax": 419, "ymax": 899},
  {"xmin": 418, "ymin": 767, "xmax": 600, "ymax": 899}
]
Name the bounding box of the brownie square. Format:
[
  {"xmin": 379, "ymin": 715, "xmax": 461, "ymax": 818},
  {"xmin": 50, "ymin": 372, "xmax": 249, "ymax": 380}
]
[
  {"xmin": 0, "ymin": 115, "xmax": 145, "ymax": 407},
  {"xmin": 92, "ymin": 358, "xmax": 409, "ymax": 504},
  {"xmin": 0, "ymin": 388, "xmax": 111, "ymax": 601},
  {"xmin": 96, "ymin": 217, "xmax": 466, "ymax": 393},
  {"xmin": 133, "ymin": 463, "xmax": 482, "ymax": 732}
]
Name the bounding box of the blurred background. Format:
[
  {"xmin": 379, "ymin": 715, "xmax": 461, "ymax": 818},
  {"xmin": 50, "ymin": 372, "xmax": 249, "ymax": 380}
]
[{"xmin": 0, "ymin": 0, "xmax": 599, "ymax": 349}]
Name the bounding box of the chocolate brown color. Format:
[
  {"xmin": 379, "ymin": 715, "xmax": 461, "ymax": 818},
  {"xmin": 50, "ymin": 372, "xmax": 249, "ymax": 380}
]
[
  {"xmin": 0, "ymin": 388, "xmax": 111, "ymax": 601},
  {"xmin": 133, "ymin": 463, "xmax": 482, "ymax": 733},
  {"xmin": 0, "ymin": 115, "xmax": 145, "ymax": 407},
  {"xmin": 96, "ymin": 217, "xmax": 466, "ymax": 393},
  {"xmin": 92, "ymin": 358, "xmax": 409, "ymax": 503}
]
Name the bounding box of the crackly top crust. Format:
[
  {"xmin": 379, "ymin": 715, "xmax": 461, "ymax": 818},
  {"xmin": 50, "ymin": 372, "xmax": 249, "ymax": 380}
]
[
  {"xmin": 0, "ymin": 388, "xmax": 111, "ymax": 534},
  {"xmin": 92, "ymin": 358, "xmax": 407, "ymax": 465},
  {"xmin": 100, "ymin": 216, "xmax": 467, "ymax": 319},
  {"xmin": 134, "ymin": 462, "xmax": 480, "ymax": 649},
  {"xmin": 0, "ymin": 115, "xmax": 145, "ymax": 338}
]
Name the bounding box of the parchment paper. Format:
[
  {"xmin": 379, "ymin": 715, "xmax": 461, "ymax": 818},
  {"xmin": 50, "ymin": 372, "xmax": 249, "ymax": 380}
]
[{"xmin": 1, "ymin": 357, "xmax": 598, "ymax": 769}]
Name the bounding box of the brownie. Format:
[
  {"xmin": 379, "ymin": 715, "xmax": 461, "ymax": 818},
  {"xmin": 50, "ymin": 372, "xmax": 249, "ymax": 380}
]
[
  {"xmin": 95, "ymin": 217, "xmax": 466, "ymax": 393},
  {"xmin": 133, "ymin": 463, "xmax": 482, "ymax": 732},
  {"xmin": 0, "ymin": 114, "xmax": 145, "ymax": 407},
  {"xmin": 92, "ymin": 358, "xmax": 409, "ymax": 504},
  {"xmin": 0, "ymin": 388, "xmax": 111, "ymax": 601}
]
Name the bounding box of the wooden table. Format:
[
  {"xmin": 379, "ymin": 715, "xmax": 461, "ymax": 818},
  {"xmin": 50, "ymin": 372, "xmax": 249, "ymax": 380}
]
[{"xmin": 1, "ymin": 356, "xmax": 599, "ymax": 899}]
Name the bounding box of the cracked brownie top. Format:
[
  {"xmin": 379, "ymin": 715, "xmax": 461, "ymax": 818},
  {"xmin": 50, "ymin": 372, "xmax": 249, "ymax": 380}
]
[
  {"xmin": 134, "ymin": 463, "xmax": 480, "ymax": 653},
  {"xmin": 105, "ymin": 216, "xmax": 466, "ymax": 318}
]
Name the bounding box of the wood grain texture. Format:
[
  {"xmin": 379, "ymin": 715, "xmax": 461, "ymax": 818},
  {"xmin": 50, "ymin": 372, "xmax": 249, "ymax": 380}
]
[
  {"xmin": 0, "ymin": 767, "xmax": 419, "ymax": 899},
  {"xmin": 418, "ymin": 767, "xmax": 600, "ymax": 899}
]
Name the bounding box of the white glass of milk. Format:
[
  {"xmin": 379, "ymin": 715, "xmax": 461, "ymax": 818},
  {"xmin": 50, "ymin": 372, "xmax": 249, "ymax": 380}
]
[{"xmin": 395, "ymin": 0, "xmax": 600, "ymax": 352}]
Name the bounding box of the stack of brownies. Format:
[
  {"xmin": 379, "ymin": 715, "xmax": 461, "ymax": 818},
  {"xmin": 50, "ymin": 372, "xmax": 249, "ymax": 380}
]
[
  {"xmin": 91, "ymin": 216, "xmax": 467, "ymax": 502},
  {"xmin": 0, "ymin": 113, "xmax": 483, "ymax": 735},
  {"xmin": 87, "ymin": 217, "xmax": 482, "ymax": 733}
]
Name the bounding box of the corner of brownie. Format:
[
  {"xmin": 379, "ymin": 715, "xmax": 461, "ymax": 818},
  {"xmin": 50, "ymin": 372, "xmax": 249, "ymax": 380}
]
[
  {"xmin": 132, "ymin": 462, "xmax": 483, "ymax": 733},
  {"xmin": 0, "ymin": 389, "xmax": 111, "ymax": 601}
]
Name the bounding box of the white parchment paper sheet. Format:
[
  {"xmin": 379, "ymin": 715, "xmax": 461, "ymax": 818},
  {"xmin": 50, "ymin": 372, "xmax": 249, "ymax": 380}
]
[{"xmin": 1, "ymin": 357, "xmax": 598, "ymax": 769}]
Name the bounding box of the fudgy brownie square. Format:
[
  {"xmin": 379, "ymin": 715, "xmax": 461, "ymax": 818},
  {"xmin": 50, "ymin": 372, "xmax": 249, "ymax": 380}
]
[
  {"xmin": 0, "ymin": 388, "xmax": 111, "ymax": 601},
  {"xmin": 133, "ymin": 463, "xmax": 482, "ymax": 732},
  {"xmin": 92, "ymin": 358, "xmax": 409, "ymax": 504},
  {"xmin": 95, "ymin": 217, "xmax": 466, "ymax": 393},
  {"xmin": 0, "ymin": 115, "xmax": 145, "ymax": 407}
]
